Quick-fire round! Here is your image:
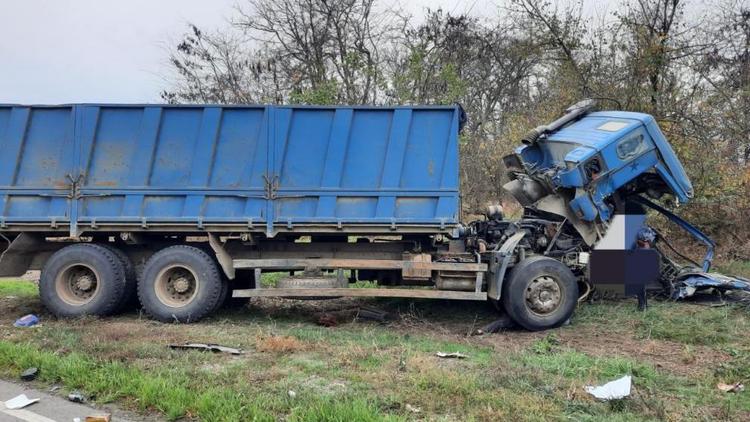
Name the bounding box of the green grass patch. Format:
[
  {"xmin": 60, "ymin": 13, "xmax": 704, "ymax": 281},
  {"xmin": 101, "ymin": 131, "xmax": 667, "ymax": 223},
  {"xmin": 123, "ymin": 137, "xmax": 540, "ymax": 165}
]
[
  {"xmin": 0, "ymin": 341, "xmax": 401, "ymax": 421},
  {"xmin": 0, "ymin": 279, "xmax": 37, "ymax": 297}
]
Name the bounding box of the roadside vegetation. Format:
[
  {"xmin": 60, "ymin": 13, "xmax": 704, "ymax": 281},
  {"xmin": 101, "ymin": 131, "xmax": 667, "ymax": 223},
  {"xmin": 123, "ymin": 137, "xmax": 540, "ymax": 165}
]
[{"xmin": 1, "ymin": 278, "xmax": 749, "ymax": 421}]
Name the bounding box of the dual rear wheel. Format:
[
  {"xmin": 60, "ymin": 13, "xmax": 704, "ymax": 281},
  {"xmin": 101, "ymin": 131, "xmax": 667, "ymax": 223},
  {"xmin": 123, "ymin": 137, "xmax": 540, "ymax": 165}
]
[{"xmin": 40, "ymin": 244, "xmax": 226, "ymax": 322}]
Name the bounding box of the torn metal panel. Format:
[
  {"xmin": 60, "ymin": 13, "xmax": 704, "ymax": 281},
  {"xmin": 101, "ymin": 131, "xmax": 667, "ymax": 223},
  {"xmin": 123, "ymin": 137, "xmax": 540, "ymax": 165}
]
[{"xmin": 672, "ymin": 272, "xmax": 750, "ymax": 299}]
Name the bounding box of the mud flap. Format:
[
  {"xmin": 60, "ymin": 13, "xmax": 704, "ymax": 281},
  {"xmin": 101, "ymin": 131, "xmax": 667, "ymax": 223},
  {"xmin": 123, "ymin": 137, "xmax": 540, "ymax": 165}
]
[{"xmin": 0, "ymin": 233, "xmax": 43, "ymax": 277}]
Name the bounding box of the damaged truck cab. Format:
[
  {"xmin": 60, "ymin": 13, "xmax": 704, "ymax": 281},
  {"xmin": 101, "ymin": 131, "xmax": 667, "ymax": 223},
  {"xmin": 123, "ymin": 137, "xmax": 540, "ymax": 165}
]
[{"xmin": 463, "ymin": 100, "xmax": 711, "ymax": 330}]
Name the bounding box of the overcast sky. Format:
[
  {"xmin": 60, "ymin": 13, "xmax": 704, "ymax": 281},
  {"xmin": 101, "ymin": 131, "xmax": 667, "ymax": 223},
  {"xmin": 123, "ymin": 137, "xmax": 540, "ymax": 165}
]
[{"xmin": 0, "ymin": 0, "xmax": 619, "ymax": 104}]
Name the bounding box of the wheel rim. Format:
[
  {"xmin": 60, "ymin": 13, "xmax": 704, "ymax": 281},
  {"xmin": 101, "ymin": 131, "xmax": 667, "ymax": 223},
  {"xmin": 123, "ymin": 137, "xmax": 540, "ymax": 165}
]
[
  {"xmin": 55, "ymin": 264, "xmax": 100, "ymax": 306},
  {"xmin": 154, "ymin": 265, "xmax": 199, "ymax": 307},
  {"xmin": 525, "ymin": 275, "xmax": 563, "ymax": 316}
]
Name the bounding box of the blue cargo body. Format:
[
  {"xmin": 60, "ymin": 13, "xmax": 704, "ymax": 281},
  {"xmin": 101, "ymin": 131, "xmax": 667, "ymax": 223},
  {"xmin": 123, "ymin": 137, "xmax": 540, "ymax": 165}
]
[{"xmin": 0, "ymin": 104, "xmax": 461, "ymax": 237}]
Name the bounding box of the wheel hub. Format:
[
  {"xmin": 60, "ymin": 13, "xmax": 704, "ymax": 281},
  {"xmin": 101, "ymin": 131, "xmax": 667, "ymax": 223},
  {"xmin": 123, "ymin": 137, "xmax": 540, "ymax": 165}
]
[
  {"xmin": 173, "ymin": 277, "xmax": 190, "ymax": 293},
  {"xmin": 525, "ymin": 276, "xmax": 562, "ymax": 315},
  {"xmin": 155, "ymin": 266, "xmax": 199, "ymax": 307},
  {"xmin": 56, "ymin": 264, "xmax": 100, "ymax": 305},
  {"xmin": 75, "ymin": 274, "xmax": 94, "ymax": 291}
]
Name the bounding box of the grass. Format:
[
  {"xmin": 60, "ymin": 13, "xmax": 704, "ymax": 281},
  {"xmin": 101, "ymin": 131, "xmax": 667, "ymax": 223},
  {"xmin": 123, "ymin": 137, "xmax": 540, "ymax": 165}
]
[
  {"xmin": 1, "ymin": 277, "xmax": 750, "ymax": 421},
  {"xmin": 0, "ymin": 278, "xmax": 37, "ymax": 297}
]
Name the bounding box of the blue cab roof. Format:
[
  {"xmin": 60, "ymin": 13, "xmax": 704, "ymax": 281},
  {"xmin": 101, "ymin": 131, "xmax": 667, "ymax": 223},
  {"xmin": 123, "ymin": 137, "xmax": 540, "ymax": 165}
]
[{"xmin": 546, "ymin": 111, "xmax": 652, "ymax": 148}]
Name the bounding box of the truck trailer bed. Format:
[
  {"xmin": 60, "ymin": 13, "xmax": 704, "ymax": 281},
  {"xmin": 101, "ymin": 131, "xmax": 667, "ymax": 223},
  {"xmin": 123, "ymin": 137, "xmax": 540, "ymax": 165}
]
[{"xmin": 0, "ymin": 104, "xmax": 462, "ymax": 237}]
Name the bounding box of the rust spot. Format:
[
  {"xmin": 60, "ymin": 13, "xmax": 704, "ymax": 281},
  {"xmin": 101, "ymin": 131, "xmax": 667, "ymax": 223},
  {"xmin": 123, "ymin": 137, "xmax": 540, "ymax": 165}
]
[
  {"xmin": 94, "ymin": 181, "xmax": 117, "ymax": 187},
  {"xmin": 427, "ymin": 160, "xmax": 434, "ymax": 176}
]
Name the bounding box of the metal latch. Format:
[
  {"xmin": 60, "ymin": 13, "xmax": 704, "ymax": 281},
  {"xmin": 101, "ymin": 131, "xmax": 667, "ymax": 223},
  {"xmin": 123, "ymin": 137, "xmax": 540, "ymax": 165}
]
[{"xmin": 263, "ymin": 174, "xmax": 279, "ymax": 200}]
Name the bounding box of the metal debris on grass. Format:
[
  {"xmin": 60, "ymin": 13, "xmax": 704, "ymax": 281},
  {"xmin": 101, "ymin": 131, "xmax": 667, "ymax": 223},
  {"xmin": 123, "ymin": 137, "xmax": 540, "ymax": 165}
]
[
  {"xmin": 168, "ymin": 343, "xmax": 245, "ymax": 355},
  {"xmin": 356, "ymin": 306, "xmax": 392, "ymax": 323},
  {"xmin": 672, "ymin": 272, "xmax": 750, "ymax": 300},
  {"xmin": 436, "ymin": 352, "xmax": 468, "ymax": 359},
  {"xmin": 717, "ymin": 382, "xmax": 745, "ymax": 393},
  {"xmin": 67, "ymin": 391, "xmax": 86, "ymax": 403},
  {"xmin": 585, "ymin": 375, "xmax": 632, "ymax": 400},
  {"xmin": 20, "ymin": 367, "xmax": 38, "ymax": 381}
]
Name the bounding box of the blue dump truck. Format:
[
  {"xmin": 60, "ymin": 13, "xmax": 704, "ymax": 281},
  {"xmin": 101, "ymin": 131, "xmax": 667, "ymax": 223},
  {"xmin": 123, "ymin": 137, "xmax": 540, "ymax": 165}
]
[{"xmin": 0, "ymin": 100, "xmax": 721, "ymax": 330}]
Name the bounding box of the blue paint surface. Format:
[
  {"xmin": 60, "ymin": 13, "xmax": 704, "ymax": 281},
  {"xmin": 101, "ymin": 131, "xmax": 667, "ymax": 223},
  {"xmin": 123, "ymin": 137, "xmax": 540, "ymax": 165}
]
[{"xmin": 0, "ymin": 104, "xmax": 461, "ymax": 236}]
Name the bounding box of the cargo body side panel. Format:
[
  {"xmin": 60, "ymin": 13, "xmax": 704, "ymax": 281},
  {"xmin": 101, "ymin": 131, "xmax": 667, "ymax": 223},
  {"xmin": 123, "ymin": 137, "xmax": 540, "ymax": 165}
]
[
  {"xmin": 77, "ymin": 105, "xmax": 269, "ymax": 233},
  {"xmin": 0, "ymin": 104, "xmax": 460, "ymax": 236},
  {"xmin": 271, "ymin": 107, "xmax": 460, "ymax": 233},
  {"xmin": 0, "ymin": 106, "xmax": 75, "ymax": 228}
]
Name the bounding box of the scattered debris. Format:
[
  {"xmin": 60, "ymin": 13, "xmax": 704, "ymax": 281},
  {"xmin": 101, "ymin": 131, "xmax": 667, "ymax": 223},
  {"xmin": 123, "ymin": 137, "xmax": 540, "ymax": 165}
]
[
  {"xmin": 67, "ymin": 391, "xmax": 86, "ymax": 403},
  {"xmin": 357, "ymin": 306, "xmax": 392, "ymax": 323},
  {"xmin": 85, "ymin": 415, "xmax": 111, "ymax": 422},
  {"xmin": 405, "ymin": 403, "xmax": 422, "ymax": 413},
  {"xmin": 585, "ymin": 375, "xmax": 632, "ymax": 400},
  {"xmin": 287, "ymin": 390, "xmax": 296, "ymax": 399},
  {"xmin": 168, "ymin": 343, "xmax": 245, "ymax": 355},
  {"xmin": 673, "ymin": 272, "xmax": 750, "ymax": 300},
  {"xmin": 436, "ymin": 352, "xmax": 468, "ymax": 359},
  {"xmin": 473, "ymin": 314, "xmax": 516, "ymax": 335},
  {"xmin": 13, "ymin": 314, "xmax": 39, "ymax": 327},
  {"xmin": 19, "ymin": 367, "xmax": 38, "ymax": 381},
  {"xmin": 4, "ymin": 394, "xmax": 40, "ymax": 410},
  {"xmin": 48, "ymin": 385, "xmax": 60, "ymax": 393},
  {"xmin": 316, "ymin": 313, "xmax": 339, "ymax": 327},
  {"xmin": 717, "ymin": 382, "xmax": 745, "ymax": 393}
]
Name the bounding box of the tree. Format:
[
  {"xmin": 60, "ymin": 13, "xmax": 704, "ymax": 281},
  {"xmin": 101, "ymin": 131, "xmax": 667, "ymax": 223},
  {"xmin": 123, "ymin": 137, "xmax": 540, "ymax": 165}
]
[{"xmin": 234, "ymin": 0, "xmax": 388, "ymax": 104}]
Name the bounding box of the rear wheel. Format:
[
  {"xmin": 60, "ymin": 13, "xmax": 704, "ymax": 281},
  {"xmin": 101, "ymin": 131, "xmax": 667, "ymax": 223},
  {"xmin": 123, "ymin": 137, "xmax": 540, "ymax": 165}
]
[
  {"xmin": 501, "ymin": 256, "xmax": 578, "ymax": 331},
  {"xmin": 99, "ymin": 244, "xmax": 137, "ymax": 310},
  {"xmin": 40, "ymin": 244, "xmax": 127, "ymax": 317},
  {"xmin": 138, "ymin": 246, "xmax": 224, "ymax": 323}
]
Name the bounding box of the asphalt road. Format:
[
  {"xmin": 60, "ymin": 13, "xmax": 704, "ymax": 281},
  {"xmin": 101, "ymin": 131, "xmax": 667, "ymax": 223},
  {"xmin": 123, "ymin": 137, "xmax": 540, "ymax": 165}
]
[{"xmin": 0, "ymin": 379, "xmax": 144, "ymax": 422}]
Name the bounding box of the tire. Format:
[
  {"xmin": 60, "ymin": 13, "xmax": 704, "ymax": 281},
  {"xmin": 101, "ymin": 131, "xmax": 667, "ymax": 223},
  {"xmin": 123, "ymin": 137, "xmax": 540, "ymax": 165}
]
[
  {"xmin": 501, "ymin": 256, "xmax": 578, "ymax": 331},
  {"xmin": 39, "ymin": 243, "xmax": 127, "ymax": 317},
  {"xmin": 98, "ymin": 244, "xmax": 138, "ymax": 311},
  {"xmin": 215, "ymin": 274, "xmax": 230, "ymax": 311},
  {"xmin": 221, "ymin": 271, "xmax": 253, "ymax": 309},
  {"xmin": 137, "ymin": 245, "xmax": 224, "ymax": 323}
]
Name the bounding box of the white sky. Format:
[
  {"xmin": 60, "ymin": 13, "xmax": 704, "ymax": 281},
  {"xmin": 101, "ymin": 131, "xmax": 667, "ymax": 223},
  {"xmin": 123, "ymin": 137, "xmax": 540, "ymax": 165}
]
[{"xmin": 0, "ymin": 0, "xmax": 652, "ymax": 104}]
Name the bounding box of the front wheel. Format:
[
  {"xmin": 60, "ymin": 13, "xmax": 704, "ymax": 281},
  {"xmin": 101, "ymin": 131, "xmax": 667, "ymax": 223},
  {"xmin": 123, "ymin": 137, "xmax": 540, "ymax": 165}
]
[
  {"xmin": 501, "ymin": 256, "xmax": 578, "ymax": 331},
  {"xmin": 137, "ymin": 246, "xmax": 224, "ymax": 323}
]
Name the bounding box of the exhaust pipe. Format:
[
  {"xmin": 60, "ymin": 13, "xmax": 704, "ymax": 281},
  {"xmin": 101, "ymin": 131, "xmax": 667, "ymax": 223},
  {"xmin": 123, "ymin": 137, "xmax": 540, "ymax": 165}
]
[{"xmin": 521, "ymin": 99, "xmax": 597, "ymax": 145}]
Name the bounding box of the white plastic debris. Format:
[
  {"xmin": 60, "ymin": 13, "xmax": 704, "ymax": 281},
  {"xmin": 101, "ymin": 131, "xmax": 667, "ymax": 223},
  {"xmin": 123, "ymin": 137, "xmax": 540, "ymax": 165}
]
[
  {"xmin": 436, "ymin": 352, "xmax": 467, "ymax": 359},
  {"xmin": 584, "ymin": 375, "xmax": 632, "ymax": 400},
  {"xmin": 405, "ymin": 404, "xmax": 422, "ymax": 413},
  {"xmin": 4, "ymin": 394, "xmax": 40, "ymax": 409},
  {"xmin": 287, "ymin": 390, "xmax": 296, "ymax": 399}
]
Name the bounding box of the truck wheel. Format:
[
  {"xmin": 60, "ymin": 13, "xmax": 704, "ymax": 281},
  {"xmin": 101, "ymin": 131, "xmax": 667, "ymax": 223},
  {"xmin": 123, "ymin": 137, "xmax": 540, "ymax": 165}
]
[
  {"xmin": 40, "ymin": 244, "xmax": 127, "ymax": 317},
  {"xmin": 221, "ymin": 271, "xmax": 253, "ymax": 309},
  {"xmin": 501, "ymin": 256, "xmax": 578, "ymax": 331},
  {"xmin": 137, "ymin": 245, "xmax": 223, "ymax": 323},
  {"xmin": 98, "ymin": 244, "xmax": 137, "ymax": 311}
]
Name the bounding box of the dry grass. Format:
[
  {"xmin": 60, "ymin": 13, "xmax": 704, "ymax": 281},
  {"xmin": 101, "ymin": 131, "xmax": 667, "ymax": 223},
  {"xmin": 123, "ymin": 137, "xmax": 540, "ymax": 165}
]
[{"xmin": 255, "ymin": 335, "xmax": 306, "ymax": 354}]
